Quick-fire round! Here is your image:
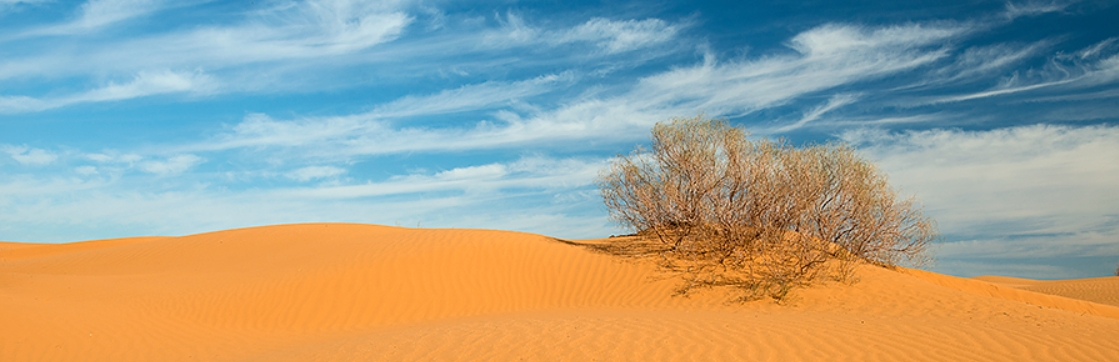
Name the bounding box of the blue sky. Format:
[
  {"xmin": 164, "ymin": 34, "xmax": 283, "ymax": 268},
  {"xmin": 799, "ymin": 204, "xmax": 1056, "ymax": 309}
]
[{"xmin": 1, "ymin": 0, "xmax": 1117, "ymax": 279}]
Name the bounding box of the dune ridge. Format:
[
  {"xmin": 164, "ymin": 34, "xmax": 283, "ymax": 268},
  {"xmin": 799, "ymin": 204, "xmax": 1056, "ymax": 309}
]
[
  {"xmin": 974, "ymin": 275, "xmax": 1119, "ymax": 308},
  {"xmin": 2, "ymin": 223, "xmax": 1118, "ymax": 361}
]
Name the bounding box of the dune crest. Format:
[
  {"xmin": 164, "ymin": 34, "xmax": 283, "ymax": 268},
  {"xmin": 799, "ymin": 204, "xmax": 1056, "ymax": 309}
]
[
  {"xmin": 974, "ymin": 275, "xmax": 1119, "ymax": 308},
  {"xmin": 2, "ymin": 223, "xmax": 1117, "ymax": 361}
]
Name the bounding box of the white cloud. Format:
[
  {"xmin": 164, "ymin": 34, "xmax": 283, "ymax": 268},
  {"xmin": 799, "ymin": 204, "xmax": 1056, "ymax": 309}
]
[
  {"xmin": 933, "ymin": 78, "xmax": 1077, "ymax": 103},
  {"xmin": 933, "ymin": 260, "xmax": 1082, "ymax": 279},
  {"xmin": 204, "ymin": 113, "xmax": 376, "ymax": 151},
  {"xmin": 0, "ymin": 174, "xmax": 114, "ymax": 201},
  {"xmin": 0, "ymin": 7, "xmax": 675, "ymax": 109},
  {"xmin": 937, "ymin": 227, "xmax": 1119, "ymax": 260},
  {"xmin": 0, "ymin": 0, "xmax": 412, "ymax": 85},
  {"xmin": 136, "ymin": 0, "xmax": 411, "ymax": 61},
  {"xmin": 630, "ymin": 23, "xmax": 963, "ymax": 116},
  {"xmin": 844, "ymin": 124, "xmax": 1119, "ymax": 260},
  {"xmin": 186, "ymin": 22, "xmax": 967, "ymax": 157},
  {"xmin": 788, "ymin": 23, "xmax": 961, "ymax": 56},
  {"xmin": 79, "ymin": 70, "xmax": 213, "ymax": 102},
  {"xmin": 0, "ymin": 155, "xmax": 613, "ymax": 241},
  {"xmin": 0, "ymin": 70, "xmax": 214, "ymax": 113},
  {"xmin": 187, "ymin": 74, "xmax": 571, "ymax": 153},
  {"xmin": 1003, "ymin": 0, "xmax": 1070, "ymax": 20},
  {"xmin": 482, "ymin": 12, "xmax": 539, "ymax": 47},
  {"xmin": 75, "ymin": 166, "xmax": 98, "ymax": 175},
  {"xmin": 480, "ymin": 13, "xmax": 682, "ymax": 54},
  {"xmin": 556, "ymin": 17, "xmax": 680, "ymax": 53},
  {"xmin": 287, "ymin": 165, "xmax": 346, "ymax": 182},
  {"xmin": 771, "ymin": 93, "xmax": 859, "ymax": 132},
  {"xmin": 2, "ymin": 145, "xmax": 58, "ymax": 165},
  {"xmin": 926, "ymin": 41, "xmax": 1050, "ymax": 85},
  {"xmin": 74, "ymin": 0, "xmax": 160, "ymax": 29},
  {"xmin": 0, "ymin": 0, "xmax": 51, "ymax": 13},
  {"xmin": 86, "ymin": 152, "xmax": 143, "ymax": 164},
  {"xmin": 0, "ymin": 96, "xmax": 48, "ymax": 114},
  {"xmin": 16, "ymin": 0, "xmax": 173, "ymax": 36},
  {"xmin": 139, "ymin": 154, "xmax": 204, "ymax": 175},
  {"xmin": 292, "ymin": 156, "xmax": 605, "ymax": 199},
  {"xmin": 1078, "ymin": 37, "xmax": 1117, "ymax": 59},
  {"xmin": 930, "ymin": 38, "xmax": 1119, "ymax": 104},
  {"xmin": 368, "ymin": 73, "xmax": 572, "ymax": 118}
]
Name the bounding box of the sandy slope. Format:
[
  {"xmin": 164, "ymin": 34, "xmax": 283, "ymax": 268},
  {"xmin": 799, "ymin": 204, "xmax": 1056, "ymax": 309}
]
[
  {"xmin": 2, "ymin": 224, "xmax": 1118, "ymax": 361},
  {"xmin": 975, "ymin": 275, "xmax": 1119, "ymax": 308}
]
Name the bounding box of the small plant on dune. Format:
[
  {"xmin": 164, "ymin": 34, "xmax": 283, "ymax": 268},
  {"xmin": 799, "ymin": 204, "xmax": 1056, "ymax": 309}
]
[{"xmin": 597, "ymin": 115, "xmax": 937, "ymax": 302}]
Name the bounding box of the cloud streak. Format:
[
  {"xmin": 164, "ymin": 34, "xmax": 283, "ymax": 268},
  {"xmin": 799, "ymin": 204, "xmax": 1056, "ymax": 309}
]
[
  {"xmin": 0, "ymin": 70, "xmax": 214, "ymax": 113},
  {"xmin": 0, "ymin": 0, "xmax": 413, "ymax": 82},
  {"xmin": 771, "ymin": 93, "xmax": 860, "ymax": 133},
  {"xmin": 184, "ymin": 22, "xmax": 968, "ymax": 158},
  {"xmin": 62, "ymin": 0, "xmax": 164, "ymax": 31},
  {"xmin": 929, "ymin": 38, "xmax": 1119, "ymax": 104},
  {"xmin": 844, "ymin": 124, "xmax": 1119, "ymax": 276},
  {"xmin": 291, "ymin": 156, "xmax": 604, "ymax": 199},
  {"xmin": 556, "ymin": 17, "xmax": 681, "ymax": 53},
  {"xmin": 1003, "ymin": 0, "xmax": 1071, "ymax": 20},
  {"xmin": 0, "ymin": 155, "xmax": 610, "ymax": 241},
  {"xmin": 2, "ymin": 145, "xmax": 58, "ymax": 165}
]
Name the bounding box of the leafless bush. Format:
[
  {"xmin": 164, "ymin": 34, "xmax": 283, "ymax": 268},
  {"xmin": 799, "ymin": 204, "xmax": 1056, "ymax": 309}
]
[{"xmin": 597, "ymin": 115, "xmax": 936, "ymax": 301}]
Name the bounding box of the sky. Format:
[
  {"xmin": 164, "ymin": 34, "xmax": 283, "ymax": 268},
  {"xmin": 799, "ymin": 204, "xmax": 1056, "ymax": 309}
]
[{"xmin": 1, "ymin": 0, "xmax": 1117, "ymax": 279}]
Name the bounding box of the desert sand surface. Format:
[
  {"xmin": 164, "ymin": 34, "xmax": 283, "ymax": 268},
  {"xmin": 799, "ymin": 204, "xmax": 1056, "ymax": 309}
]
[
  {"xmin": 974, "ymin": 275, "xmax": 1119, "ymax": 308},
  {"xmin": 2, "ymin": 223, "xmax": 1118, "ymax": 361}
]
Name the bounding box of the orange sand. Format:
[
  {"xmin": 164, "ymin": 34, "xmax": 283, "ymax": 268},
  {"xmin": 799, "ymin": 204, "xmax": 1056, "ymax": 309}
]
[
  {"xmin": 2, "ymin": 223, "xmax": 1118, "ymax": 361},
  {"xmin": 974, "ymin": 275, "xmax": 1119, "ymax": 308}
]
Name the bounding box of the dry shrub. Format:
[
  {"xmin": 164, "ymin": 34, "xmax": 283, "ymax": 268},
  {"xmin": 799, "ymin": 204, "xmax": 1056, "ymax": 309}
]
[{"xmin": 597, "ymin": 115, "xmax": 936, "ymax": 301}]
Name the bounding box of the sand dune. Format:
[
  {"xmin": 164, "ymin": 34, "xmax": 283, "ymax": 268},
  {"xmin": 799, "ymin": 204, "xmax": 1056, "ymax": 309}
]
[
  {"xmin": 2, "ymin": 223, "xmax": 1118, "ymax": 361},
  {"xmin": 975, "ymin": 275, "xmax": 1119, "ymax": 308},
  {"xmin": 972, "ymin": 275, "xmax": 1046, "ymax": 288},
  {"xmin": 0, "ymin": 241, "xmax": 40, "ymax": 252}
]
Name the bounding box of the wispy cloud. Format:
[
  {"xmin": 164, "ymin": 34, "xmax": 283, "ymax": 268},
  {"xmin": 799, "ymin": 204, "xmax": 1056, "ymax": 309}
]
[
  {"xmin": 287, "ymin": 165, "xmax": 346, "ymax": 182},
  {"xmin": 2, "ymin": 145, "xmax": 58, "ymax": 165},
  {"xmin": 934, "ymin": 259, "xmax": 1084, "ymax": 279},
  {"xmin": 771, "ymin": 93, "xmax": 860, "ymax": 132},
  {"xmin": 927, "ymin": 41, "xmax": 1051, "ymax": 84},
  {"xmin": 0, "ymin": 70, "xmax": 213, "ymax": 113},
  {"xmin": 932, "ymin": 77, "xmax": 1075, "ymax": 103},
  {"xmin": 63, "ymin": 0, "xmax": 163, "ymax": 31},
  {"xmin": 844, "ymin": 124, "xmax": 1119, "ymax": 261},
  {"xmin": 0, "ymin": 0, "xmax": 412, "ymax": 82},
  {"xmin": 11, "ymin": 0, "xmax": 192, "ymax": 37},
  {"xmin": 932, "ymin": 223, "xmax": 1119, "ymax": 278},
  {"xmin": 555, "ymin": 17, "xmax": 681, "ymax": 53},
  {"xmin": 0, "ymin": 4, "xmax": 687, "ymax": 112},
  {"xmin": 139, "ymin": 154, "xmax": 204, "ymax": 175},
  {"xmin": 185, "ymin": 22, "xmax": 968, "ymax": 158},
  {"xmin": 97, "ymin": 1, "xmax": 411, "ymax": 72},
  {"xmin": 630, "ymin": 23, "xmax": 964, "ymax": 115},
  {"xmin": 0, "ymin": 155, "xmax": 611, "ymax": 241},
  {"xmin": 0, "ymin": 0, "xmax": 51, "ymax": 14},
  {"xmin": 1003, "ymin": 0, "xmax": 1071, "ymax": 20},
  {"xmin": 291, "ymin": 156, "xmax": 604, "ymax": 199},
  {"xmin": 483, "ymin": 13, "xmax": 682, "ymax": 53},
  {"xmin": 182, "ymin": 73, "xmax": 572, "ymax": 155},
  {"xmin": 938, "ymin": 226, "xmax": 1119, "ymax": 260},
  {"xmin": 929, "ymin": 38, "xmax": 1119, "ymax": 104},
  {"xmin": 368, "ymin": 73, "xmax": 573, "ymax": 119}
]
